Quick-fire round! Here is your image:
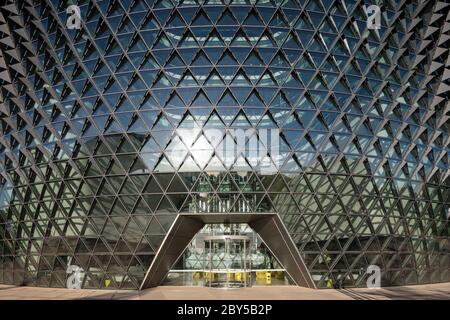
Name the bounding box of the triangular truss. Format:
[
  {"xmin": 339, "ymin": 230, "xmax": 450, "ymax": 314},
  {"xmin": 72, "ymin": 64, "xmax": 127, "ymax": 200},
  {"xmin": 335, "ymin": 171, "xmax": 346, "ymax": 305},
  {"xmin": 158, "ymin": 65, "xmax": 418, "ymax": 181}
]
[{"xmin": 0, "ymin": 0, "xmax": 448, "ymax": 289}]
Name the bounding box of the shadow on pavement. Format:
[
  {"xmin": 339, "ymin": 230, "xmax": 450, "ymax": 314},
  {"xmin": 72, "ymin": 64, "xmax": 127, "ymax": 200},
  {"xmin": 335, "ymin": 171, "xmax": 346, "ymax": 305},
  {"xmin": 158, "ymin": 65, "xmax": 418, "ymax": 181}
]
[{"xmin": 344, "ymin": 286, "xmax": 450, "ymax": 300}]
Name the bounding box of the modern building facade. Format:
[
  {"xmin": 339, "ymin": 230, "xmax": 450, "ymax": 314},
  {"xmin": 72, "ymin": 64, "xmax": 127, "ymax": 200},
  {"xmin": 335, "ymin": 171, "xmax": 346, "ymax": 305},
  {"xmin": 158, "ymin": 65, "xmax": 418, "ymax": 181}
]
[{"xmin": 0, "ymin": 0, "xmax": 448, "ymax": 290}]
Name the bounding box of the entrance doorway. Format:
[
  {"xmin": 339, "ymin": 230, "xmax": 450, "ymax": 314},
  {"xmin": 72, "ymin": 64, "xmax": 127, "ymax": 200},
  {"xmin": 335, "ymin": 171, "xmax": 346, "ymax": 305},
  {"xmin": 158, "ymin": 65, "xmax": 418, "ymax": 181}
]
[
  {"xmin": 149, "ymin": 214, "xmax": 316, "ymax": 290},
  {"xmin": 163, "ymin": 223, "xmax": 294, "ymax": 287},
  {"xmin": 204, "ymin": 235, "xmax": 250, "ymax": 288}
]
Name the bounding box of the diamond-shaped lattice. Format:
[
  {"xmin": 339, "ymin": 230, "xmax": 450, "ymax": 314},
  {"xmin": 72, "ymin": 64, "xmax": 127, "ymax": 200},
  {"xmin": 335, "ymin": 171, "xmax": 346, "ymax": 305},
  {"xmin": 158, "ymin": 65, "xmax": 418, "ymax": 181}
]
[{"xmin": 0, "ymin": 0, "xmax": 448, "ymax": 289}]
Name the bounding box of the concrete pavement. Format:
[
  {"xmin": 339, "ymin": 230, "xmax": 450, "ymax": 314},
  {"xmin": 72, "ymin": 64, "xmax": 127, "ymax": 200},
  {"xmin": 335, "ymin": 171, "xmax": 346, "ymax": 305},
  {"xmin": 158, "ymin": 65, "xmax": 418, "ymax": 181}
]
[{"xmin": 0, "ymin": 283, "xmax": 449, "ymax": 300}]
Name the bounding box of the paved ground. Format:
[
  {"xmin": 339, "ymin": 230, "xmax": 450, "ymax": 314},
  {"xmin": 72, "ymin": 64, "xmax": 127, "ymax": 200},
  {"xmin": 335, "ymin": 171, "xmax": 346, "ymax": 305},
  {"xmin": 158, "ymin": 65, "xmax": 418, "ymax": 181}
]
[{"xmin": 0, "ymin": 283, "xmax": 449, "ymax": 300}]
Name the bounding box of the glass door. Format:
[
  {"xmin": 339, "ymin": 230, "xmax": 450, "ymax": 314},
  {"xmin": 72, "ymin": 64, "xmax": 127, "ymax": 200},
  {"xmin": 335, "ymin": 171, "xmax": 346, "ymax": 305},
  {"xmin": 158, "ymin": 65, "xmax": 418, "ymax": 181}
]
[{"xmin": 204, "ymin": 236, "xmax": 250, "ymax": 288}]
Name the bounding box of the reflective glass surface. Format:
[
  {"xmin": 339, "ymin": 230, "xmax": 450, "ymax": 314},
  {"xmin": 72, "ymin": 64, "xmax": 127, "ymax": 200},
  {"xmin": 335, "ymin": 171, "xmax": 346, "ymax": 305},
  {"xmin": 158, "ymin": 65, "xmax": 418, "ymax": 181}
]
[{"xmin": 0, "ymin": 0, "xmax": 448, "ymax": 289}]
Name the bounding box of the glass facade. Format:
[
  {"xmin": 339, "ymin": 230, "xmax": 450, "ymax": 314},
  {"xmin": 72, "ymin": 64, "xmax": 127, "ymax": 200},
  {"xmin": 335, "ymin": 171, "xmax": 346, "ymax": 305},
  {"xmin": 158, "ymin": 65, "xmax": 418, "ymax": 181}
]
[
  {"xmin": 0, "ymin": 0, "xmax": 448, "ymax": 289},
  {"xmin": 166, "ymin": 224, "xmax": 290, "ymax": 287}
]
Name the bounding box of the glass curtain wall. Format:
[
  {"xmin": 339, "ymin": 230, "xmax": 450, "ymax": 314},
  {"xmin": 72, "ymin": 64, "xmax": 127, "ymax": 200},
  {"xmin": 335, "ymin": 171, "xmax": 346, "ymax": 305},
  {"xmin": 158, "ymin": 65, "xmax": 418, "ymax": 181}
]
[{"xmin": 0, "ymin": 0, "xmax": 447, "ymax": 289}]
